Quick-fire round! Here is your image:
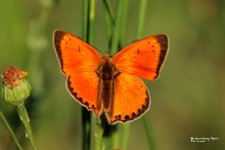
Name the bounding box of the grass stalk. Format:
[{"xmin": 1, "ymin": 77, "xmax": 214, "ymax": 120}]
[
  {"xmin": 142, "ymin": 117, "xmax": 156, "ymax": 150},
  {"xmin": 95, "ymin": 117, "xmax": 105, "ymax": 150},
  {"xmin": 82, "ymin": 0, "xmax": 96, "ymax": 149},
  {"xmin": 109, "ymin": 0, "xmax": 127, "ymax": 55},
  {"xmin": 136, "ymin": 0, "xmax": 148, "ymax": 39},
  {"xmin": 121, "ymin": 124, "xmax": 130, "ymax": 150},
  {"xmin": 102, "ymin": 0, "xmax": 115, "ymax": 48},
  {"xmin": 0, "ymin": 110, "xmax": 23, "ymax": 150}
]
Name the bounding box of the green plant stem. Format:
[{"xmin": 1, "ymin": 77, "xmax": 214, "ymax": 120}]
[
  {"xmin": 103, "ymin": 0, "xmax": 115, "ymax": 48},
  {"xmin": 142, "ymin": 117, "xmax": 156, "ymax": 150},
  {"xmin": 136, "ymin": 0, "xmax": 148, "ymax": 39},
  {"xmin": 89, "ymin": 0, "xmax": 96, "ymax": 45},
  {"xmin": 102, "ymin": 0, "xmax": 115, "ymax": 25},
  {"xmin": 121, "ymin": 124, "xmax": 130, "ymax": 150},
  {"xmin": 95, "ymin": 117, "xmax": 105, "ymax": 150},
  {"xmin": 82, "ymin": 0, "xmax": 96, "ymax": 150},
  {"xmin": 82, "ymin": 1, "xmax": 91, "ymax": 150},
  {"xmin": 81, "ymin": 108, "xmax": 91, "ymax": 150},
  {"xmin": 83, "ymin": 0, "xmax": 88, "ymax": 41},
  {"xmin": 17, "ymin": 103, "xmax": 37, "ymax": 150},
  {"xmin": 0, "ymin": 110, "xmax": 23, "ymax": 150},
  {"xmin": 110, "ymin": 0, "xmax": 127, "ymax": 55},
  {"xmin": 111, "ymin": 125, "xmax": 119, "ymax": 149}
]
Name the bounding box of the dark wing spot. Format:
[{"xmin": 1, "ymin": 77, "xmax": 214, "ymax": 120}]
[
  {"xmin": 137, "ymin": 49, "xmax": 140, "ymax": 53},
  {"xmin": 142, "ymin": 104, "xmax": 147, "ymax": 110},
  {"xmin": 124, "ymin": 115, "xmax": 130, "ymax": 120},
  {"xmin": 84, "ymin": 101, "xmax": 89, "ymax": 107},
  {"xmin": 132, "ymin": 112, "xmax": 136, "ymax": 118},
  {"xmin": 138, "ymin": 109, "xmax": 141, "ymax": 114}
]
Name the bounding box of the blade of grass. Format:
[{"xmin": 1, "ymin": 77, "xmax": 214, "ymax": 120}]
[
  {"xmin": 121, "ymin": 123, "xmax": 130, "ymax": 150},
  {"xmin": 102, "ymin": 0, "xmax": 115, "ymax": 48},
  {"xmin": 88, "ymin": 0, "xmax": 96, "ymax": 45},
  {"xmin": 142, "ymin": 117, "xmax": 156, "ymax": 150},
  {"xmin": 109, "ymin": 0, "xmax": 127, "ymax": 56},
  {"xmin": 0, "ymin": 110, "xmax": 23, "ymax": 150},
  {"xmin": 95, "ymin": 116, "xmax": 105, "ymax": 150},
  {"xmin": 119, "ymin": 0, "xmax": 128, "ymax": 46},
  {"xmin": 136, "ymin": 0, "xmax": 148, "ymax": 39},
  {"xmin": 83, "ymin": 0, "xmax": 89, "ymax": 42}
]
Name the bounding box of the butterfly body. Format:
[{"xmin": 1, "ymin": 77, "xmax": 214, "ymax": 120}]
[
  {"xmin": 96, "ymin": 54, "xmax": 120, "ymax": 117},
  {"xmin": 53, "ymin": 30, "xmax": 169, "ymax": 124}
]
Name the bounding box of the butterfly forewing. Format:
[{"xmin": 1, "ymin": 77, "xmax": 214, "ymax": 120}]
[
  {"xmin": 53, "ymin": 30, "xmax": 102, "ymax": 115},
  {"xmin": 113, "ymin": 34, "xmax": 168, "ymax": 80}
]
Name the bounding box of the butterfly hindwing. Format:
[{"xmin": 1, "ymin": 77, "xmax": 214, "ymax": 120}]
[
  {"xmin": 106, "ymin": 73, "xmax": 150, "ymax": 124},
  {"xmin": 53, "ymin": 30, "xmax": 102, "ymax": 115},
  {"xmin": 113, "ymin": 34, "xmax": 168, "ymax": 80}
]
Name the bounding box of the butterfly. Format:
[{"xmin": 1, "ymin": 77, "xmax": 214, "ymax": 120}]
[{"xmin": 53, "ymin": 30, "xmax": 169, "ymax": 124}]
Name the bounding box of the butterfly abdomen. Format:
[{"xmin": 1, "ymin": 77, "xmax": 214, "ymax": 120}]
[{"xmin": 96, "ymin": 55, "xmax": 120, "ymax": 116}]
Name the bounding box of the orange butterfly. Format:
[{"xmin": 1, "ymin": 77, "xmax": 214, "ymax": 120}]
[{"xmin": 53, "ymin": 30, "xmax": 169, "ymax": 124}]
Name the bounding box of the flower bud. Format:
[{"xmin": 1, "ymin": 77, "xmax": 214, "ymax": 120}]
[{"xmin": 1, "ymin": 67, "xmax": 31, "ymax": 105}]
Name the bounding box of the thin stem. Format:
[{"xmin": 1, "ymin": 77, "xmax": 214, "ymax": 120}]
[
  {"xmin": 82, "ymin": 0, "xmax": 91, "ymax": 150},
  {"xmin": 82, "ymin": 1, "xmax": 91, "ymax": 149},
  {"xmin": 89, "ymin": 0, "xmax": 96, "ymax": 45},
  {"xmin": 95, "ymin": 117, "xmax": 105, "ymax": 150},
  {"xmin": 110, "ymin": 0, "xmax": 127, "ymax": 55},
  {"xmin": 142, "ymin": 117, "xmax": 156, "ymax": 150},
  {"xmin": 83, "ymin": 0, "xmax": 89, "ymax": 42},
  {"xmin": 103, "ymin": 0, "xmax": 115, "ymax": 48},
  {"xmin": 119, "ymin": 0, "xmax": 129, "ymax": 45},
  {"xmin": 81, "ymin": 108, "xmax": 91, "ymax": 150},
  {"xmin": 0, "ymin": 110, "xmax": 23, "ymax": 150},
  {"xmin": 102, "ymin": 0, "xmax": 115, "ymax": 25},
  {"xmin": 111, "ymin": 125, "xmax": 119, "ymax": 149},
  {"xmin": 17, "ymin": 104, "xmax": 37, "ymax": 150},
  {"xmin": 136, "ymin": 0, "xmax": 148, "ymax": 39},
  {"xmin": 82, "ymin": 0, "xmax": 96, "ymax": 150},
  {"xmin": 121, "ymin": 124, "xmax": 130, "ymax": 150}
]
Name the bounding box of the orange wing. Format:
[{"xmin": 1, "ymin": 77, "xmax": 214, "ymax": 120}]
[
  {"xmin": 106, "ymin": 73, "xmax": 150, "ymax": 124},
  {"xmin": 53, "ymin": 30, "xmax": 102, "ymax": 115},
  {"xmin": 113, "ymin": 35, "xmax": 168, "ymax": 80}
]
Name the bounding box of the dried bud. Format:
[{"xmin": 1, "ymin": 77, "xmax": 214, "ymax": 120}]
[{"xmin": 1, "ymin": 67, "xmax": 31, "ymax": 105}]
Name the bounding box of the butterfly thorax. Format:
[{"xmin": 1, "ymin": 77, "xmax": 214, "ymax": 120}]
[{"xmin": 95, "ymin": 54, "xmax": 120, "ymax": 115}]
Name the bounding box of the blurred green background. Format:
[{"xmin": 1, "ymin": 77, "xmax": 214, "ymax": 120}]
[{"xmin": 0, "ymin": 0, "xmax": 225, "ymax": 150}]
